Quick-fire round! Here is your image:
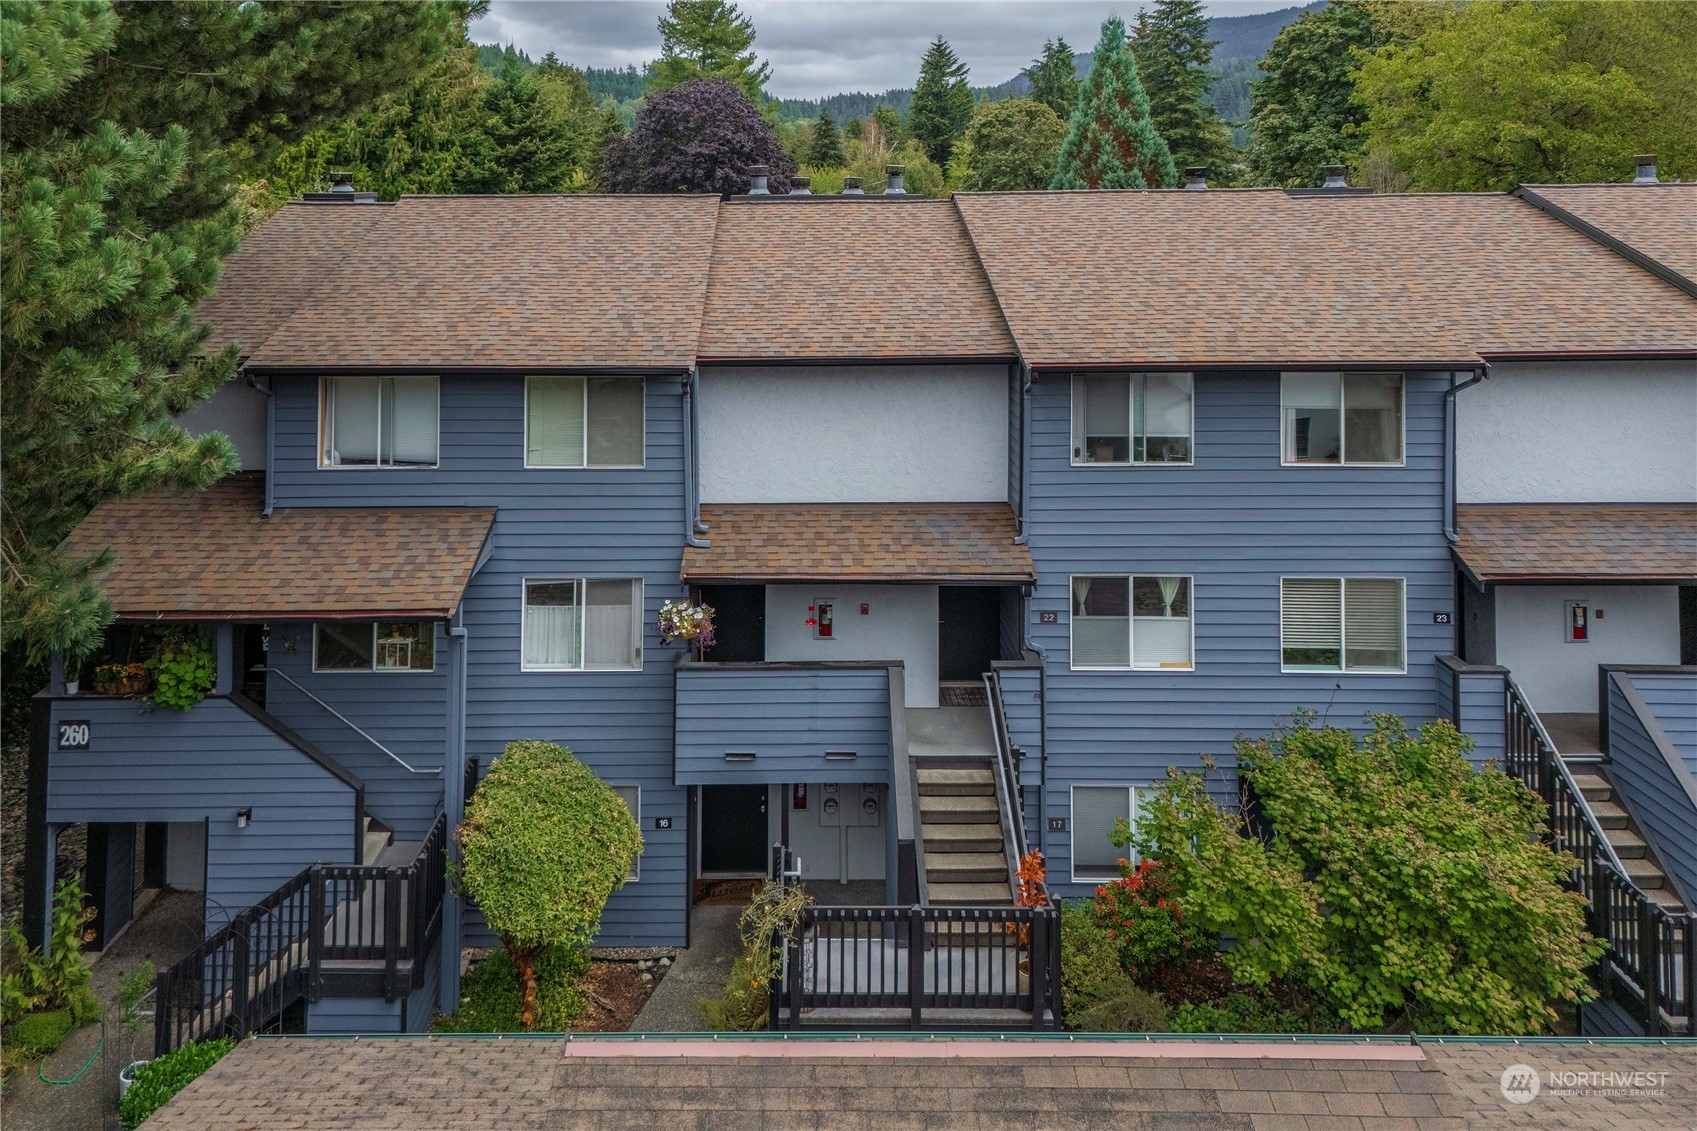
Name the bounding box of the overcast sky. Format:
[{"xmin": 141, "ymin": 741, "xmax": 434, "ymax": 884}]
[{"xmin": 470, "ymin": 1, "xmax": 1299, "ymax": 99}]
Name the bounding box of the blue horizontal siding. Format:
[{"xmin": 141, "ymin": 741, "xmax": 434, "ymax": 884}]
[
  {"xmin": 307, "ymin": 996, "xmax": 401, "ymax": 1034},
  {"xmin": 1632, "ymin": 672, "xmax": 1697, "ymax": 774},
  {"xmin": 1456, "ymin": 670, "xmax": 1507, "ymax": 765},
  {"xmin": 996, "ymin": 664, "xmax": 1043, "ymax": 851},
  {"xmin": 46, "ymin": 696, "xmax": 357, "ymax": 928},
  {"xmin": 1607, "ymin": 675, "xmax": 1697, "ymax": 901},
  {"xmin": 1026, "ymin": 371, "xmax": 1456, "ymax": 896},
  {"xmin": 674, "ymin": 665, "xmax": 892, "ymax": 785}
]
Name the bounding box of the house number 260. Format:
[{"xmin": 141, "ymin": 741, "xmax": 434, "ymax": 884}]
[{"xmin": 57, "ymin": 721, "xmax": 91, "ymax": 750}]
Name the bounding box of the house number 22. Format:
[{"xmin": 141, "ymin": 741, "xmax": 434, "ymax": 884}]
[{"xmin": 57, "ymin": 721, "xmax": 91, "ymax": 750}]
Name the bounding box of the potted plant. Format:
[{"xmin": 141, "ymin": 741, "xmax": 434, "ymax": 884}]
[
  {"xmin": 144, "ymin": 629, "xmax": 216, "ymax": 711},
  {"xmin": 116, "ymin": 961, "xmax": 155, "ymax": 1094},
  {"xmin": 94, "ymin": 663, "xmax": 150, "ymax": 697},
  {"xmin": 657, "ymin": 600, "xmax": 717, "ymax": 659}
]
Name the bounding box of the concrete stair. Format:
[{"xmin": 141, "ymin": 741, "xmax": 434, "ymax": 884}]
[
  {"xmin": 1563, "ymin": 762, "xmax": 1685, "ymax": 914},
  {"xmin": 916, "ymin": 762, "xmax": 1013, "ymax": 906}
]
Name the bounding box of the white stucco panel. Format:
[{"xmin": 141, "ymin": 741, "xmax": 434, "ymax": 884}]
[
  {"xmin": 764, "ymin": 584, "xmax": 940, "ymax": 707},
  {"xmin": 698, "ymin": 364, "xmax": 1009, "ymax": 503},
  {"xmin": 1495, "ymin": 584, "xmax": 1681, "ymax": 712},
  {"xmin": 1457, "ymin": 360, "xmax": 1697, "ymax": 503}
]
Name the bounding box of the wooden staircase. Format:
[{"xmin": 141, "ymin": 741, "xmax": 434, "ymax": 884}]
[
  {"xmin": 1568, "ymin": 765, "xmax": 1688, "ymax": 914},
  {"xmin": 361, "ymin": 812, "xmax": 393, "ymax": 865},
  {"xmin": 917, "ymin": 760, "xmax": 1014, "ymax": 906}
]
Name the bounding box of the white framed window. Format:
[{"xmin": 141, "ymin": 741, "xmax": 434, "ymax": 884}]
[
  {"xmin": 613, "ymin": 785, "xmax": 641, "ymax": 881},
  {"xmin": 521, "ymin": 578, "xmax": 643, "ymax": 671},
  {"xmin": 1280, "ymin": 577, "xmax": 1406, "ymax": 673},
  {"xmin": 1280, "ymin": 372, "xmax": 1403, "ymax": 466},
  {"xmin": 525, "ymin": 376, "xmax": 644, "ymax": 468},
  {"xmin": 319, "ymin": 376, "xmax": 439, "ymax": 468},
  {"xmin": 314, "ymin": 621, "xmax": 436, "ymax": 672},
  {"xmin": 1070, "ymin": 575, "xmax": 1194, "ymax": 670},
  {"xmin": 1071, "ymin": 373, "xmax": 1194, "ymax": 465},
  {"xmin": 1071, "ymin": 785, "xmax": 1138, "ymax": 882}
]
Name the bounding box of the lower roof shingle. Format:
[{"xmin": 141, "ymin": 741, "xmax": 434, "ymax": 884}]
[{"xmin": 1453, "ymin": 503, "xmax": 1697, "ymax": 584}]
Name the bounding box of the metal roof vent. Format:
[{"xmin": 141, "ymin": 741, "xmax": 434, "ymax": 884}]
[
  {"xmin": 789, "ymin": 176, "xmax": 812, "ymax": 196},
  {"xmin": 1634, "ymin": 154, "xmax": 1659, "ymax": 184},
  {"xmin": 746, "ymin": 165, "xmax": 771, "ymax": 195},
  {"xmin": 1184, "ymin": 166, "xmax": 1208, "ymax": 191},
  {"xmin": 842, "ymin": 176, "xmax": 865, "ymax": 195},
  {"xmin": 884, "ymin": 165, "xmax": 906, "ymax": 195},
  {"xmin": 1321, "ymin": 165, "xmax": 1349, "ymax": 189},
  {"xmin": 302, "ymin": 171, "xmax": 378, "ymax": 204}
]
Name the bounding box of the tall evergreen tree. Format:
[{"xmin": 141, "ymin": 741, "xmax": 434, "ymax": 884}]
[
  {"xmin": 908, "ymin": 36, "xmax": 973, "ymax": 166},
  {"xmin": 1, "ymin": 0, "xmax": 468, "ymax": 662},
  {"xmin": 808, "ymin": 108, "xmax": 845, "ymax": 167},
  {"xmin": 1132, "ymin": 0, "xmax": 1238, "ymax": 184},
  {"xmin": 647, "ymin": 0, "xmax": 770, "ymax": 101},
  {"xmin": 1245, "ymin": 1, "xmax": 1381, "ymax": 187},
  {"xmin": 1051, "ymin": 16, "xmax": 1178, "ymax": 190},
  {"xmin": 1023, "ymin": 37, "xmax": 1080, "ymax": 120}
]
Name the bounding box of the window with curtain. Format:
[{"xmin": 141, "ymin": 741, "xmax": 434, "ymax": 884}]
[
  {"xmin": 1281, "ymin": 577, "xmax": 1404, "ymax": 672},
  {"xmin": 1071, "ymin": 785, "xmax": 1136, "ymax": 881},
  {"xmin": 522, "ymin": 578, "xmax": 642, "ymax": 671},
  {"xmin": 613, "ymin": 786, "xmax": 641, "ymax": 880},
  {"xmin": 1131, "ymin": 576, "xmax": 1193, "ymax": 668},
  {"xmin": 1072, "ymin": 374, "xmax": 1193, "ymax": 464},
  {"xmin": 1072, "ymin": 576, "xmax": 1193, "ymax": 669},
  {"xmin": 1281, "ymin": 373, "xmax": 1402, "ymax": 465},
  {"xmin": 526, "ymin": 377, "xmax": 644, "ymax": 467},
  {"xmin": 320, "ymin": 377, "xmax": 439, "ymax": 467},
  {"xmin": 314, "ymin": 621, "xmax": 435, "ymax": 672},
  {"xmin": 1071, "ymin": 576, "xmax": 1129, "ymax": 667}
]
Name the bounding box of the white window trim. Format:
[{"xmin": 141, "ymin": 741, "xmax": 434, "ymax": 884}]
[
  {"xmin": 311, "ymin": 622, "xmax": 437, "ymax": 674},
  {"xmin": 1069, "ymin": 373, "xmax": 1196, "ymax": 468},
  {"xmin": 1069, "ymin": 783, "xmax": 1139, "ymax": 884},
  {"xmin": 1278, "ymin": 575, "xmax": 1408, "ymax": 675},
  {"xmin": 1278, "ymin": 371, "xmax": 1406, "ymax": 469},
  {"xmin": 613, "ymin": 785, "xmax": 641, "ymax": 882},
  {"xmin": 1067, "ymin": 574, "xmax": 1197, "ymax": 672},
  {"xmin": 519, "ymin": 576, "xmax": 645, "ymax": 673},
  {"xmin": 316, "ymin": 376, "xmax": 441, "ymax": 470},
  {"xmin": 522, "ymin": 375, "xmax": 647, "ymax": 470}
]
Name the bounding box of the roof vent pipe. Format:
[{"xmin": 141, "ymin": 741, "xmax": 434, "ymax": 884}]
[
  {"xmin": 746, "ymin": 165, "xmax": 771, "ymax": 195},
  {"xmin": 1633, "ymin": 154, "xmax": 1659, "ymax": 184},
  {"xmin": 884, "ymin": 165, "xmax": 906, "ymax": 195},
  {"xmin": 1184, "ymin": 166, "xmax": 1208, "ymax": 191},
  {"xmin": 842, "ymin": 176, "xmax": 865, "ymax": 195},
  {"xmin": 302, "ymin": 170, "xmax": 379, "ymax": 204},
  {"xmin": 789, "ymin": 176, "xmax": 812, "ymax": 195},
  {"xmin": 1321, "ymin": 165, "xmax": 1348, "ymax": 189},
  {"xmin": 329, "ymin": 171, "xmax": 355, "ymax": 194}
]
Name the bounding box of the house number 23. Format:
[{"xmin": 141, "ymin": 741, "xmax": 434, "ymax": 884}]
[{"xmin": 57, "ymin": 721, "xmax": 91, "ymax": 750}]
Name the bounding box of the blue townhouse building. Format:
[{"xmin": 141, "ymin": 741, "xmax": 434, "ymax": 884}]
[{"xmin": 23, "ymin": 169, "xmax": 1697, "ymax": 1038}]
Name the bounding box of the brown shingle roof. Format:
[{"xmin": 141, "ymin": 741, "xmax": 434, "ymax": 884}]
[
  {"xmin": 61, "ymin": 476, "xmax": 495, "ymax": 619},
  {"xmin": 953, "ymin": 190, "xmax": 1697, "ymax": 368},
  {"xmin": 1453, "ymin": 503, "xmax": 1697, "ymax": 583},
  {"xmin": 241, "ymin": 195, "xmax": 721, "ymax": 371},
  {"xmin": 682, "ymin": 503, "xmax": 1035, "ymax": 582},
  {"xmin": 698, "ymin": 200, "xmax": 1016, "ymax": 361},
  {"xmin": 1517, "ymin": 183, "xmax": 1697, "ymax": 290}
]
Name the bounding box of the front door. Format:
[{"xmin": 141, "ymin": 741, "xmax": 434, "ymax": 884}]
[
  {"xmin": 939, "ymin": 586, "xmax": 1002, "ymax": 681},
  {"xmin": 699, "ymin": 784, "xmax": 768, "ymax": 874},
  {"xmin": 699, "ymin": 585, "xmax": 765, "ymax": 662}
]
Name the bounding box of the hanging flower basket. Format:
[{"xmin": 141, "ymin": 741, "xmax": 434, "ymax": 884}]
[
  {"xmin": 658, "ymin": 600, "xmax": 717, "ymax": 650},
  {"xmin": 93, "ymin": 663, "xmax": 150, "ymax": 697}
]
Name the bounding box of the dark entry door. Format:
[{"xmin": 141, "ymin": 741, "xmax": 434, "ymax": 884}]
[
  {"xmin": 939, "ymin": 586, "xmax": 1002, "ymax": 681},
  {"xmin": 700, "ymin": 785, "xmax": 768, "ymax": 873},
  {"xmin": 699, "ymin": 585, "xmax": 765, "ymax": 662}
]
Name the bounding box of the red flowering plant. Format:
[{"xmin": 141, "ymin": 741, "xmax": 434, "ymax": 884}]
[
  {"xmin": 1004, "ymin": 851, "xmax": 1049, "ymax": 943},
  {"xmin": 1092, "ymin": 857, "xmax": 1209, "ymax": 978}
]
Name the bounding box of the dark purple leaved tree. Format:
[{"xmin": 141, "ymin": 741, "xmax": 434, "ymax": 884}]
[{"xmin": 600, "ymin": 77, "xmax": 794, "ymax": 196}]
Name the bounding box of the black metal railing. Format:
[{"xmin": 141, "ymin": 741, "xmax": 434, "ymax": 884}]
[
  {"xmin": 772, "ymin": 901, "xmax": 1061, "ymax": 1031},
  {"xmin": 154, "ymin": 812, "xmax": 447, "ymax": 1055},
  {"xmin": 982, "ymin": 671, "xmax": 1029, "ymax": 865}
]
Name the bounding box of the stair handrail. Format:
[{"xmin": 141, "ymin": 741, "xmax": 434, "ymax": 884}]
[
  {"xmin": 1506, "ymin": 675, "xmax": 1626, "ymax": 875},
  {"xmin": 983, "ymin": 671, "xmax": 1029, "ymax": 863},
  {"xmin": 259, "ymin": 667, "xmax": 441, "ymax": 774}
]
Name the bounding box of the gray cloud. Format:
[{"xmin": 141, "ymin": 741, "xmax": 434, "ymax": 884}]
[{"xmin": 470, "ymin": 1, "xmax": 1297, "ymax": 99}]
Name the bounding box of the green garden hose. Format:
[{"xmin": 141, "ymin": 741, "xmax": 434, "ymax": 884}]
[{"xmin": 37, "ymin": 1018, "xmax": 104, "ymax": 1086}]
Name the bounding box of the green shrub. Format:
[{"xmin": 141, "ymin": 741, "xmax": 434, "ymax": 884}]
[
  {"xmin": 2, "ymin": 878, "xmax": 98, "ymax": 1027},
  {"xmin": 145, "ymin": 629, "xmax": 216, "ymax": 710},
  {"xmin": 1172, "ymin": 992, "xmax": 1308, "ymax": 1035},
  {"xmin": 431, "ymin": 945, "xmax": 589, "ymax": 1033},
  {"xmin": 1058, "ymin": 900, "xmax": 1168, "ymax": 1032},
  {"xmin": 701, "ymin": 950, "xmax": 771, "ymax": 1032},
  {"xmin": 120, "ymin": 962, "xmax": 156, "ymax": 1024},
  {"xmin": 119, "ymin": 1037, "xmax": 235, "ymax": 1129},
  {"xmin": 700, "ymin": 880, "xmax": 813, "ymax": 1032},
  {"xmin": 9, "ymin": 1009, "xmax": 72, "ymax": 1055},
  {"xmin": 1091, "ymin": 857, "xmax": 1210, "ymax": 976},
  {"xmin": 1070, "ymin": 981, "xmax": 1169, "ymax": 1033}
]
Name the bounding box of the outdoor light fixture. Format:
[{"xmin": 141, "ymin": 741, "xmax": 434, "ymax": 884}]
[
  {"xmin": 236, "ymin": 807, "xmax": 253, "ymax": 828},
  {"xmin": 724, "ymin": 751, "xmax": 756, "ymax": 762}
]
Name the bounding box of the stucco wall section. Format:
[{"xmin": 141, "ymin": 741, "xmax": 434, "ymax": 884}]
[
  {"xmin": 764, "ymin": 584, "xmax": 940, "ymax": 707},
  {"xmin": 698, "ymin": 365, "xmax": 1009, "ymax": 503},
  {"xmin": 1457, "ymin": 360, "xmax": 1697, "ymax": 503},
  {"xmin": 1495, "ymin": 584, "xmax": 1681, "ymax": 712}
]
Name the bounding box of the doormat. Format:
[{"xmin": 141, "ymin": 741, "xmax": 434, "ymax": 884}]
[
  {"xmin": 939, "ymin": 683, "xmax": 988, "ymax": 707},
  {"xmin": 694, "ymin": 878, "xmax": 762, "ymax": 905}
]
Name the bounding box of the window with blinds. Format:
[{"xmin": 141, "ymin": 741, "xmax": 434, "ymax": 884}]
[
  {"xmin": 320, "ymin": 377, "xmax": 439, "ymax": 468},
  {"xmin": 1072, "ymin": 575, "xmax": 1194, "ymax": 669},
  {"xmin": 526, "ymin": 377, "xmax": 644, "ymax": 467},
  {"xmin": 613, "ymin": 786, "xmax": 641, "ymax": 881},
  {"xmin": 522, "ymin": 578, "xmax": 642, "ymax": 671},
  {"xmin": 1072, "ymin": 373, "xmax": 1193, "ymax": 465},
  {"xmin": 1071, "ymin": 785, "xmax": 1136, "ymax": 881},
  {"xmin": 1281, "ymin": 373, "xmax": 1403, "ymax": 465},
  {"xmin": 1281, "ymin": 577, "xmax": 1405, "ymax": 672}
]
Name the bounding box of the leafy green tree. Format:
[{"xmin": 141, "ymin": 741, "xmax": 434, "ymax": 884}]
[
  {"xmin": 601, "ymin": 77, "xmax": 793, "ymax": 196},
  {"xmin": 455, "ymin": 740, "xmax": 641, "ymax": 1028},
  {"xmin": 843, "ymin": 117, "xmax": 865, "ymax": 142},
  {"xmin": 1245, "ymin": 1, "xmax": 1381, "ymax": 187},
  {"xmin": 1134, "ymin": 716, "xmax": 1604, "ymax": 1035},
  {"xmin": 1, "ymin": 0, "xmax": 468, "ymax": 665},
  {"xmin": 908, "ymin": 36, "xmax": 973, "ymax": 166},
  {"xmin": 1051, "ymin": 16, "xmax": 1177, "ymax": 190},
  {"xmin": 808, "ymin": 108, "xmax": 845, "ymax": 168},
  {"xmin": 871, "ymin": 103, "xmax": 906, "ymax": 151},
  {"xmin": 648, "ymin": 0, "xmax": 771, "ymax": 101},
  {"xmin": 1353, "ymin": 0, "xmax": 1697, "ymax": 190},
  {"xmin": 1132, "ymin": 0, "xmax": 1238, "ymax": 184},
  {"xmin": 1023, "ymin": 37, "xmax": 1080, "ymax": 119},
  {"xmin": 456, "ymin": 55, "xmax": 603, "ymax": 193},
  {"xmin": 961, "ymin": 99, "xmax": 1066, "ymax": 190}
]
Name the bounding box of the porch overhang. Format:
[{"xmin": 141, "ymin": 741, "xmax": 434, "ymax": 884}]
[
  {"xmin": 1453, "ymin": 503, "xmax": 1697, "ymax": 587},
  {"xmin": 681, "ymin": 503, "xmax": 1036, "ymax": 584},
  {"xmin": 60, "ymin": 475, "xmax": 496, "ymax": 620}
]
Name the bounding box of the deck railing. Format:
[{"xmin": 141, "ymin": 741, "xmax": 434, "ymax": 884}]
[{"xmin": 154, "ymin": 812, "xmax": 447, "ymax": 1055}]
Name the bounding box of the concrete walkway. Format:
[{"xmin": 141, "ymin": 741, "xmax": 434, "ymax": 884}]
[{"xmin": 626, "ymin": 904, "xmax": 742, "ymax": 1032}]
